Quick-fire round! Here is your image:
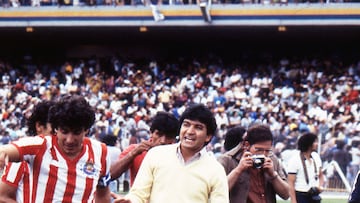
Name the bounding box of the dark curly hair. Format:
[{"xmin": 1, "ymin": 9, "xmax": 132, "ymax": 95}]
[
  {"xmin": 48, "ymin": 95, "xmax": 95, "ymax": 133},
  {"xmin": 224, "ymin": 126, "xmax": 246, "ymax": 151},
  {"xmin": 27, "ymin": 100, "xmax": 55, "ymax": 136},
  {"xmin": 297, "ymin": 132, "xmax": 318, "ymax": 152},
  {"xmin": 244, "ymin": 123, "xmax": 273, "ymax": 145},
  {"xmin": 150, "ymin": 111, "xmax": 179, "ymax": 139},
  {"xmin": 179, "ymin": 103, "xmax": 217, "ymax": 144}
]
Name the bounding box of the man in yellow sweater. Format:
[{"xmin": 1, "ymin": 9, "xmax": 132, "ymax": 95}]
[{"xmin": 113, "ymin": 103, "xmax": 229, "ymax": 203}]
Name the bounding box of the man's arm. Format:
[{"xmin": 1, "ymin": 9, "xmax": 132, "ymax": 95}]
[
  {"xmin": 95, "ymin": 186, "xmax": 110, "ymax": 203},
  {"xmin": 110, "ymin": 150, "xmax": 137, "ymax": 180},
  {"xmin": 269, "ymin": 170, "xmax": 290, "ymax": 200},
  {"xmin": 318, "ymin": 167, "xmax": 325, "ymax": 192},
  {"xmin": 110, "ymin": 142, "xmax": 152, "ymax": 180},
  {"xmin": 226, "ymin": 151, "xmax": 252, "ymax": 190},
  {"xmin": 0, "ymin": 144, "xmax": 20, "ymax": 170},
  {"xmin": 112, "ymin": 193, "xmax": 131, "ymax": 203},
  {"xmin": 288, "ymin": 174, "xmax": 297, "ymax": 203},
  {"xmin": 0, "ymin": 181, "xmax": 17, "ymax": 203},
  {"xmin": 263, "ymin": 157, "xmax": 290, "ymax": 200}
]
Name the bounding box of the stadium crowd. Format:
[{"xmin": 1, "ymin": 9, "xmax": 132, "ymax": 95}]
[{"xmin": 0, "ymin": 52, "xmax": 359, "ymax": 191}]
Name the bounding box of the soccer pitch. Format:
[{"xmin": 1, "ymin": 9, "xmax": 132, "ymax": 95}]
[{"xmin": 278, "ymin": 199, "xmax": 347, "ymax": 203}]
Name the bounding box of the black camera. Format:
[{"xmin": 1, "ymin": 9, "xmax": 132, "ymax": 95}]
[
  {"xmin": 308, "ymin": 187, "xmax": 320, "ymax": 195},
  {"xmin": 252, "ymin": 154, "xmax": 265, "ymax": 169},
  {"xmin": 308, "ymin": 187, "xmax": 321, "ymax": 201}
]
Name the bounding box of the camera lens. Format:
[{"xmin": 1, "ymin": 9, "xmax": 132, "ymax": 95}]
[{"xmin": 252, "ymin": 155, "xmax": 265, "ymax": 169}]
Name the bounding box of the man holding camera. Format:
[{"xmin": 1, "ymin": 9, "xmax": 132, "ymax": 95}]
[{"xmin": 217, "ymin": 123, "xmax": 289, "ymax": 203}]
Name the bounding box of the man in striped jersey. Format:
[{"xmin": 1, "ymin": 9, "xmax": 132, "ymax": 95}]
[
  {"xmin": 0, "ymin": 95, "xmax": 111, "ymax": 203},
  {"xmin": 0, "ymin": 100, "xmax": 54, "ymax": 203}
]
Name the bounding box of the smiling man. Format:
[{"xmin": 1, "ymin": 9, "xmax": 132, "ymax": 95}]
[
  {"xmin": 113, "ymin": 103, "xmax": 229, "ymax": 203},
  {"xmin": 0, "ymin": 95, "xmax": 111, "ymax": 203}
]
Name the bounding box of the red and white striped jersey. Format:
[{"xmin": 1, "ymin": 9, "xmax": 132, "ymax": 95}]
[
  {"xmin": 1, "ymin": 161, "xmax": 32, "ymax": 203},
  {"xmin": 11, "ymin": 135, "xmax": 110, "ymax": 203}
]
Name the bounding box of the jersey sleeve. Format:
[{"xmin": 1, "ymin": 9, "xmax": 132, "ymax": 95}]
[
  {"xmin": 11, "ymin": 136, "xmax": 46, "ymax": 158},
  {"xmin": 1, "ymin": 162, "xmax": 27, "ymax": 187}
]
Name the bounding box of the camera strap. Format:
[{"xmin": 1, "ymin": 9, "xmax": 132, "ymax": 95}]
[{"xmin": 300, "ymin": 153, "xmax": 317, "ymax": 185}]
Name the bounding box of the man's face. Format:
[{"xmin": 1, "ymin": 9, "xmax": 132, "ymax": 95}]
[
  {"xmin": 179, "ymin": 119, "xmax": 211, "ymax": 154},
  {"xmin": 248, "ymin": 140, "xmax": 273, "ymax": 157},
  {"xmin": 311, "ymin": 139, "xmax": 318, "ymax": 151},
  {"xmin": 149, "ymin": 130, "xmax": 176, "ymax": 146},
  {"xmin": 56, "ymin": 127, "xmax": 87, "ymax": 158}
]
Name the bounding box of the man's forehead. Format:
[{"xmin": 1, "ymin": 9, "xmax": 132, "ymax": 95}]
[{"xmin": 183, "ymin": 119, "xmax": 205, "ymax": 126}]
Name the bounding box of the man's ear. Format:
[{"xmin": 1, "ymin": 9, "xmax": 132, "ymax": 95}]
[
  {"xmin": 35, "ymin": 122, "xmax": 44, "ymax": 135},
  {"xmin": 243, "ymin": 141, "xmax": 250, "ymax": 150},
  {"xmin": 205, "ymin": 134, "xmax": 212, "ymax": 143}
]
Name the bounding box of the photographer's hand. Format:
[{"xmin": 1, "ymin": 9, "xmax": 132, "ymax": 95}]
[
  {"xmin": 239, "ymin": 151, "xmax": 253, "ymax": 171},
  {"xmin": 263, "ymin": 157, "xmax": 276, "ymax": 178},
  {"xmin": 227, "ymin": 151, "xmax": 252, "ymax": 190}
]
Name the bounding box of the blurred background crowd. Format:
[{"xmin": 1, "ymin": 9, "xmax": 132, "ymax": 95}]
[{"xmin": 0, "ymin": 52, "xmax": 359, "ymax": 192}]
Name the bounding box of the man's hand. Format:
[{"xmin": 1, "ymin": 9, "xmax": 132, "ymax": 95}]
[
  {"xmin": 111, "ymin": 192, "xmax": 131, "ymax": 203},
  {"xmin": 0, "ymin": 152, "xmax": 8, "ymax": 172},
  {"xmin": 262, "ymin": 157, "xmax": 276, "ymax": 178},
  {"xmin": 132, "ymin": 140, "xmax": 153, "ymax": 156},
  {"xmin": 238, "ymin": 151, "xmax": 253, "ymax": 171}
]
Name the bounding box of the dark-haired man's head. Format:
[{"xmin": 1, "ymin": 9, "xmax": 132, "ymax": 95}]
[
  {"xmin": 243, "ymin": 124, "xmax": 274, "ymax": 157},
  {"xmin": 224, "ymin": 126, "xmax": 246, "ymax": 151},
  {"xmin": 149, "ymin": 111, "xmax": 179, "ymax": 146},
  {"xmin": 27, "ymin": 100, "xmax": 55, "ymax": 136},
  {"xmin": 297, "ymin": 132, "xmax": 318, "ymax": 153},
  {"xmin": 48, "ymin": 95, "xmax": 95, "ymax": 158},
  {"xmin": 179, "ymin": 103, "xmax": 217, "ymax": 152}
]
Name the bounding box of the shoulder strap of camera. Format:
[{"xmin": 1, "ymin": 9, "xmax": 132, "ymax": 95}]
[
  {"xmin": 300, "ymin": 153, "xmax": 318, "ymax": 185},
  {"xmin": 300, "ymin": 153, "xmax": 310, "ymax": 185}
]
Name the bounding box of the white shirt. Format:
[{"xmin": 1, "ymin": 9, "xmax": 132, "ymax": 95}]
[{"xmin": 287, "ymin": 150, "xmax": 322, "ymax": 192}]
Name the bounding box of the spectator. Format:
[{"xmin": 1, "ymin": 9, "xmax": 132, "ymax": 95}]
[
  {"xmin": 331, "ymin": 140, "xmax": 352, "ymax": 180},
  {"xmin": 288, "ymin": 132, "xmax": 325, "ymax": 203},
  {"xmin": 217, "ymin": 123, "xmax": 289, "ymax": 203},
  {"xmin": 112, "ymin": 103, "xmax": 229, "ymax": 203},
  {"xmin": 110, "ymin": 111, "xmax": 179, "ymax": 186},
  {"xmin": 223, "ymin": 125, "xmax": 246, "ymax": 151}
]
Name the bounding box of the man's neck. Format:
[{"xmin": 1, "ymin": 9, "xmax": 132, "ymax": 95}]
[
  {"xmin": 179, "ymin": 145, "xmax": 202, "ymax": 163},
  {"xmin": 302, "ymin": 150, "xmax": 312, "ymax": 160}
]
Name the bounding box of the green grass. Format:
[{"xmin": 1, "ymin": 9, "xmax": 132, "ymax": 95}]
[{"xmin": 278, "ymin": 199, "xmax": 347, "ymax": 203}]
